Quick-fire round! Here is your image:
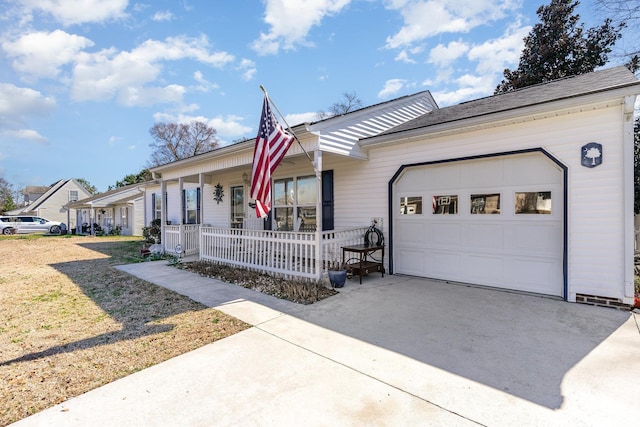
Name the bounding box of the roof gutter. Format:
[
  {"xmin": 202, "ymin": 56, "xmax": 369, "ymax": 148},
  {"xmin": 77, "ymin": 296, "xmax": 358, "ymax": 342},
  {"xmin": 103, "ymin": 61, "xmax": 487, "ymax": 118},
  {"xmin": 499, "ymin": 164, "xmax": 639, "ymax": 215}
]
[{"xmin": 360, "ymin": 84, "xmax": 640, "ymax": 148}]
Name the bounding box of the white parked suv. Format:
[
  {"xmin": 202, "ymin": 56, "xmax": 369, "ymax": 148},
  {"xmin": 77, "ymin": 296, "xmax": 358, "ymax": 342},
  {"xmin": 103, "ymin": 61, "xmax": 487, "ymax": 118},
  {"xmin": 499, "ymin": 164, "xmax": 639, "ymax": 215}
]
[{"xmin": 0, "ymin": 216, "xmax": 67, "ymax": 235}]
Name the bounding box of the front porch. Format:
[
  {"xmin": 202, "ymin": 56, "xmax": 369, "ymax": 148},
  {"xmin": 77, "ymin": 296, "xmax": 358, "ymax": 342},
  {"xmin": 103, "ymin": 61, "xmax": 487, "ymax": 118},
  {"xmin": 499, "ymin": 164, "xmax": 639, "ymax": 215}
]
[{"xmin": 164, "ymin": 225, "xmax": 369, "ymax": 280}]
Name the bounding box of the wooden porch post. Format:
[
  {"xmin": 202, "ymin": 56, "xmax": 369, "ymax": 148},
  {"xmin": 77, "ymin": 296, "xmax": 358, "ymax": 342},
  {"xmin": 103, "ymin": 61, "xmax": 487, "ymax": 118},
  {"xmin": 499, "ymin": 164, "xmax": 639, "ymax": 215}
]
[
  {"xmin": 178, "ymin": 177, "xmax": 184, "ymax": 250},
  {"xmin": 199, "ymin": 173, "xmax": 204, "ymax": 224},
  {"xmin": 315, "ymin": 150, "xmax": 323, "ymax": 281},
  {"xmin": 160, "ymin": 179, "xmax": 167, "ymax": 246}
]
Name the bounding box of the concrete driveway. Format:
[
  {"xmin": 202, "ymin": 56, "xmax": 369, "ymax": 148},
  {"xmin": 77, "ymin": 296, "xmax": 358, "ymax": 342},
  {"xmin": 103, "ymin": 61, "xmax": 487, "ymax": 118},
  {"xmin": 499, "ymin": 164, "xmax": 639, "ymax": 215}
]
[{"xmin": 13, "ymin": 262, "xmax": 640, "ymax": 426}]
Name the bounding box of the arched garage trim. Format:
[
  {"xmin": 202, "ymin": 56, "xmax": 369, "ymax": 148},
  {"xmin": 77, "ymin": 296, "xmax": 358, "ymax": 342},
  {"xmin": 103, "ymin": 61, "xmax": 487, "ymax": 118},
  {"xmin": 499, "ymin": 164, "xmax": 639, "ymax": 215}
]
[{"xmin": 387, "ymin": 147, "xmax": 568, "ymax": 299}]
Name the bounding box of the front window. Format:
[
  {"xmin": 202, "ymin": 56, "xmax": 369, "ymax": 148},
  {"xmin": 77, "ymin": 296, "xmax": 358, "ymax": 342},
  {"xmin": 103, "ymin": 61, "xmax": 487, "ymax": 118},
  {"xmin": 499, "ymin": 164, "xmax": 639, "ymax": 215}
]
[
  {"xmin": 120, "ymin": 207, "xmax": 129, "ymax": 228},
  {"xmin": 153, "ymin": 193, "xmax": 162, "ymax": 220},
  {"xmin": 184, "ymin": 188, "xmax": 200, "ymax": 224},
  {"xmin": 231, "ymin": 185, "xmax": 245, "ymax": 228},
  {"xmin": 69, "ymin": 190, "xmax": 78, "ymax": 202},
  {"xmin": 273, "ymin": 176, "xmax": 317, "ymax": 231}
]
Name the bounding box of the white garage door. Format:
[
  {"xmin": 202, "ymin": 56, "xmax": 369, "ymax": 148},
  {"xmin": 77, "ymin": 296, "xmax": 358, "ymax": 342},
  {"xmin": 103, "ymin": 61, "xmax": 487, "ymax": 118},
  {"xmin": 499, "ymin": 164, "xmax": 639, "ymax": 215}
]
[{"xmin": 393, "ymin": 152, "xmax": 564, "ymax": 296}]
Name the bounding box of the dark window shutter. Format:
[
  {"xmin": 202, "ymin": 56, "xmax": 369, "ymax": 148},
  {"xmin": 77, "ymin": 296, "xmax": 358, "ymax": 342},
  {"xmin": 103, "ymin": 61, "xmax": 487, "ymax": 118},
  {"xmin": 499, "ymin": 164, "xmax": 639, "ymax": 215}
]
[
  {"xmin": 181, "ymin": 189, "xmax": 186, "ymax": 224},
  {"xmin": 197, "ymin": 188, "xmax": 201, "ymax": 224},
  {"xmin": 322, "ymin": 170, "xmax": 334, "ymax": 231},
  {"xmin": 266, "ymin": 210, "xmax": 272, "ymax": 231},
  {"xmin": 151, "ymin": 193, "xmax": 156, "ymax": 220}
]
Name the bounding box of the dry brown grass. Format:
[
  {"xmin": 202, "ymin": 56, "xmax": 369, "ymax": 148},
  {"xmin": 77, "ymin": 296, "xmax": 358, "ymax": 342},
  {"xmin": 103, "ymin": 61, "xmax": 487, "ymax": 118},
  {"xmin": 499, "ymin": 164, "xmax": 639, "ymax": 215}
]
[{"xmin": 0, "ymin": 235, "xmax": 249, "ymax": 426}]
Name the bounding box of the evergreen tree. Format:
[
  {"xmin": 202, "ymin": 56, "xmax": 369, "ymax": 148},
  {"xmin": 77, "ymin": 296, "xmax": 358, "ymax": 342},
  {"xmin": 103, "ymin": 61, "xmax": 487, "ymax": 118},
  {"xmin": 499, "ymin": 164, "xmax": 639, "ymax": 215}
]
[
  {"xmin": 495, "ymin": 0, "xmax": 623, "ymax": 94},
  {"xmin": 0, "ymin": 178, "xmax": 17, "ymax": 213}
]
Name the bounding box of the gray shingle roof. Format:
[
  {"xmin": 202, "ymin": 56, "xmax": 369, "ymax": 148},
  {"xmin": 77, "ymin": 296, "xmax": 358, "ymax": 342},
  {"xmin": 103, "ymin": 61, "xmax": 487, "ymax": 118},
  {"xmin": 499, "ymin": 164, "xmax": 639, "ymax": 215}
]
[{"xmin": 372, "ymin": 66, "xmax": 639, "ymax": 138}]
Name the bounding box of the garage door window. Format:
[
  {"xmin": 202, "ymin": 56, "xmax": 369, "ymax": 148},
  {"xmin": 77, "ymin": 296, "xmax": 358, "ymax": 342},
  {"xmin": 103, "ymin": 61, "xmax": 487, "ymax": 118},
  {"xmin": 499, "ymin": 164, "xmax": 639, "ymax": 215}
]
[
  {"xmin": 433, "ymin": 195, "xmax": 458, "ymax": 214},
  {"xmin": 470, "ymin": 193, "xmax": 500, "ymax": 214},
  {"xmin": 515, "ymin": 191, "xmax": 551, "ymax": 214},
  {"xmin": 400, "ymin": 196, "xmax": 422, "ymax": 214}
]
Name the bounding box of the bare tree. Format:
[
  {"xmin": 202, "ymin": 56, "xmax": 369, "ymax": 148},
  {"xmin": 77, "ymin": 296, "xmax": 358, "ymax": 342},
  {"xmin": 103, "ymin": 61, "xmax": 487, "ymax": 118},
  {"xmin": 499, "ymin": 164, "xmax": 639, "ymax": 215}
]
[
  {"xmin": 595, "ymin": 0, "xmax": 640, "ymax": 71},
  {"xmin": 316, "ymin": 91, "xmax": 363, "ymax": 120},
  {"xmin": 148, "ymin": 121, "xmax": 219, "ymax": 167}
]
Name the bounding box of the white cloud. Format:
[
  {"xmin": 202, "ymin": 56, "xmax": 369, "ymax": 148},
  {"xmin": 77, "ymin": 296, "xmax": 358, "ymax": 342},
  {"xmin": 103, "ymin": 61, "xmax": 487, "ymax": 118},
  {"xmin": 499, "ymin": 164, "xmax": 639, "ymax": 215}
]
[
  {"xmin": 17, "ymin": 0, "xmax": 128, "ymax": 26},
  {"xmin": 428, "ymin": 40, "xmax": 469, "ymax": 67},
  {"xmin": 252, "ymin": 0, "xmax": 352, "ymax": 55},
  {"xmin": 285, "ymin": 112, "xmax": 319, "ymax": 126},
  {"xmin": 0, "ymin": 83, "xmax": 56, "ymax": 125},
  {"xmin": 424, "ymin": 20, "xmax": 531, "ymax": 106},
  {"xmin": 152, "ymin": 112, "xmax": 252, "ymax": 139},
  {"xmin": 193, "ymin": 71, "xmax": 219, "ymax": 92},
  {"xmin": 119, "ymin": 85, "xmax": 186, "ymax": 107},
  {"xmin": 378, "ymin": 79, "xmax": 406, "ymax": 98},
  {"xmin": 236, "ymin": 59, "xmax": 257, "ymax": 81},
  {"xmin": 395, "ymin": 50, "xmax": 416, "ymax": 64},
  {"xmin": 467, "ymin": 23, "xmax": 530, "ymax": 74},
  {"xmin": 2, "ymin": 30, "xmax": 94, "ymax": 80},
  {"xmin": 71, "ymin": 35, "xmax": 234, "ymax": 105},
  {"xmin": 2, "ymin": 129, "xmax": 48, "ymax": 144},
  {"xmin": 152, "ymin": 10, "xmax": 174, "ymax": 22},
  {"xmin": 384, "ymin": 0, "xmax": 521, "ymax": 49}
]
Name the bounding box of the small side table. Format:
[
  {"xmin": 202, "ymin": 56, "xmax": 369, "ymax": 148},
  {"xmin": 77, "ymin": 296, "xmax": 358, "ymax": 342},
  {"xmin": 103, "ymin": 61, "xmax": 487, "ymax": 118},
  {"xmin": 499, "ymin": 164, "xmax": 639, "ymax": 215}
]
[{"xmin": 342, "ymin": 244, "xmax": 385, "ymax": 284}]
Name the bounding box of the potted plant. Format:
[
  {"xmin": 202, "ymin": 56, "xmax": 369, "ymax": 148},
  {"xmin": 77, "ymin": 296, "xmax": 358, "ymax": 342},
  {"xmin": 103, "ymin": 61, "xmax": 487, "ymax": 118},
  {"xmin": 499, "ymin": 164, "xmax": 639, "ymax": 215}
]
[{"xmin": 327, "ymin": 257, "xmax": 349, "ymax": 288}]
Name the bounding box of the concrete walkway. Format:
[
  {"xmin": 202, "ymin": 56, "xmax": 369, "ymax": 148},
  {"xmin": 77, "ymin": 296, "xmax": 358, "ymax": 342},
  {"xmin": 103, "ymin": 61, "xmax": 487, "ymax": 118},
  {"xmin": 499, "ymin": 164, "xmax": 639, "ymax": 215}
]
[{"xmin": 12, "ymin": 261, "xmax": 640, "ymax": 426}]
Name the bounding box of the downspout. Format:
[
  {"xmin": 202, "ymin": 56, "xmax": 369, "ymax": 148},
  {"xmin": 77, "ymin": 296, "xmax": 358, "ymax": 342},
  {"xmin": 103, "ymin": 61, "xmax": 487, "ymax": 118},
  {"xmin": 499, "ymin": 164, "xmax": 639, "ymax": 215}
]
[{"xmin": 622, "ymin": 95, "xmax": 636, "ymax": 303}]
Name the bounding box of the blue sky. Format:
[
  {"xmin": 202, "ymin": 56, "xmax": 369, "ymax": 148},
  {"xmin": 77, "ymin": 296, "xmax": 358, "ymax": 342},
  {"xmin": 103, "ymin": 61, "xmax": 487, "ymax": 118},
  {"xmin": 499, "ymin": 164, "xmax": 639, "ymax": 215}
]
[{"xmin": 0, "ymin": 0, "xmax": 628, "ymax": 192}]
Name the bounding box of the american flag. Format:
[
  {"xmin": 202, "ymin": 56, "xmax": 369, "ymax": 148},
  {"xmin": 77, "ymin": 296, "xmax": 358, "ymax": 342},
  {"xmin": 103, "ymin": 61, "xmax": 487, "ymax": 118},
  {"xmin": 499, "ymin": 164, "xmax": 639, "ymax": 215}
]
[{"xmin": 250, "ymin": 95, "xmax": 295, "ymax": 218}]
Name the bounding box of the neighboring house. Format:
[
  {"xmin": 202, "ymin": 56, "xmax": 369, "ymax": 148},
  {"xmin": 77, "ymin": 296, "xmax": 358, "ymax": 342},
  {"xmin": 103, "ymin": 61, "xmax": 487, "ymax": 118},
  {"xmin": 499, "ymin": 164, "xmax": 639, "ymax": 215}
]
[
  {"xmin": 145, "ymin": 66, "xmax": 640, "ymax": 307},
  {"xmin": 19, "ymin": 186, "xmax": 49, "ymax": 207},
  {"xmin": 67, "ymin": 183, "xmax": 146, "ymax": 236},
  {"xmin": 6, "ymin": 179, "xmax": 93, "ymax": 230}
]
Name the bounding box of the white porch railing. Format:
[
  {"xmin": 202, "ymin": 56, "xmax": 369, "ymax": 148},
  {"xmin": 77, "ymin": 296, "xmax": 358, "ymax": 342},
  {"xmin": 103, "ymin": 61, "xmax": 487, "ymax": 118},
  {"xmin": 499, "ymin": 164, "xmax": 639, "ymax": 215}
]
[
  {"xmin": 200, "ymin": 226, "xmax": 368, "ymax": 280},
  {"xmin": 165, "ymin": 224, "xmax": 200, "ymax": 256}
]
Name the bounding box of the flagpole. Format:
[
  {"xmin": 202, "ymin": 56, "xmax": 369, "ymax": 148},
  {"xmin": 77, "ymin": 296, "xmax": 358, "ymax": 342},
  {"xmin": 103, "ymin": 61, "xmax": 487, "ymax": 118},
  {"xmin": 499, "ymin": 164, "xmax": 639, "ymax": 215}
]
[
  {"xmin": 259, "ymin": 85, "xmax": 324, "ymax": 281},
  {"xmin": 260, "ymin": 85, "xmax": 318, "ymax": 175}
]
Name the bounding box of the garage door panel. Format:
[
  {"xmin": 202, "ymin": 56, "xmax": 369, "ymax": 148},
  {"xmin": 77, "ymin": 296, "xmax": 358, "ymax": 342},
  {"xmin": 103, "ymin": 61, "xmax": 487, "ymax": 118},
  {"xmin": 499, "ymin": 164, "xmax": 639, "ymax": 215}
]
[
  {"xmin": 466, "ymin": 223, "xmax": 504, "ymax": 250},
  {"xmin": 429, "ymin": 164, "xmax": 461, "ymax": 188},
  {"xmin": 431, "ymin": 222, "xmax": 461, "ymax": 247},
  {"xmin": 430, "ymin": 251, "xmax": 461, "ymax": 278},
  {"xmin": 395, "ymin": 248, "xmax": 425, "ymax": 276},
  {"xmin": 465, "ymin": 254, "xmax": 504, "ymax": 284},
  {"xmin": 506, "ymin": 258, "xmax": 563, "ymax": 296},
  {"xmin": 396, "ymin": 221, "xmax": 425, "ymax": 245},
  {"xmin": 462, "ymin": 160, "xmax": 504, "ymax": 187},
  {"xmin": 512, "ymin": 223, "xmax": 562, "ymax": 254},
  {"xmin": 506, "ymin": 156, "xmax": 563, "ymax": 185}
]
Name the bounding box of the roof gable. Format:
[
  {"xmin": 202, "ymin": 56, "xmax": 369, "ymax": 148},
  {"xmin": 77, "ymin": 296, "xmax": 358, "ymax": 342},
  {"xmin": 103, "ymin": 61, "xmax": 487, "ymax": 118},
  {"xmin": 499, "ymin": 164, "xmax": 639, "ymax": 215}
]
[
  {"xmin": 68, "ymin": 182, "xmax": 147, "ymax": 209},
  {"xmin": 309, "ymin": 91, "xmax": 437, "ymax": 158}
]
